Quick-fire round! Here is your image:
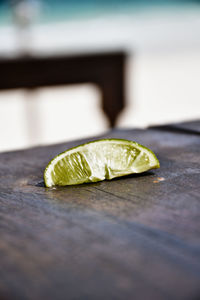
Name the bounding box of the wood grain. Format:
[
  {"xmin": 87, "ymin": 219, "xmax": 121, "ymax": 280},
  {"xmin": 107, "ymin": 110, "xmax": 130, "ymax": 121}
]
[{"xmin": 0, "ymin": 123, "xmax": 200, "ymax": 300}]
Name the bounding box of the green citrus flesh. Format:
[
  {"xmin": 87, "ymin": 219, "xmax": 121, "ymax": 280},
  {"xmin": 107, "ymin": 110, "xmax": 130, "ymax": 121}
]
[{"xmin": 44, "ymin": 139, "xmax": 160, "ymax": 187}]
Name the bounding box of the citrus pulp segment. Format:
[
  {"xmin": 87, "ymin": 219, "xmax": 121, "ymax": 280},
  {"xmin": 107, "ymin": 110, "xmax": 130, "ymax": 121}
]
[{"xmin": 44, "ymin": 139, "xmax": 160, "ymax": 187}]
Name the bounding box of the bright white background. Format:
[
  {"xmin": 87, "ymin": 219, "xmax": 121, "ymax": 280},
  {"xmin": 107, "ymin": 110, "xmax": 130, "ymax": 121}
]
[{"xmin": 0, "ymin": 6, "xmax": 200, "ymax": 152}]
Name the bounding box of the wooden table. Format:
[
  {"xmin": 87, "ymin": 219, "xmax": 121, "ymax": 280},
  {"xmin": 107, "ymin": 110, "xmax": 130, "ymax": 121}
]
[
  {"xmin": 0, "ymin": 51, "xmax": 126, "ymax": 127},
  {"xmin": 0, "ymin": 121, "xmax": 200, "ymax": 300}
]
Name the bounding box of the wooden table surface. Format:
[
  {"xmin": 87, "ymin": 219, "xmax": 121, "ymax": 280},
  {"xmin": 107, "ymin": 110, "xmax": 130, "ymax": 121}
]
[{"xmin": 0, "ymin": 121, "xmax": 200, "ymax": 300}]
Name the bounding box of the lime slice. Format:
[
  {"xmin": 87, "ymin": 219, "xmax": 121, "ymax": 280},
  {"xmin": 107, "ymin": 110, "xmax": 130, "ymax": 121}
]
[{"xmin": 44, "ymin": 139, "xmax": 160, "ymax": 187}]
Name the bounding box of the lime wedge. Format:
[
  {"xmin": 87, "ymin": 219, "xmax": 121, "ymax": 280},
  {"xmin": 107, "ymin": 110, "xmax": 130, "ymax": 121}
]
[{"xmin": 44, "ymin": 139, "xmax": 160, "ymax": 187}]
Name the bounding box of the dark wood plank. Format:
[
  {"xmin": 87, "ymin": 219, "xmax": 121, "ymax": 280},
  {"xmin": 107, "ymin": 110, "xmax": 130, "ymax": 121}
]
[
  {"xmin": 0, "ymin": 125, "xmax": 200, "ymax": 300},
  {"xmin": 0, "ymin": 52, "xmax": 126, "ymax": 127},
  {"xmin": 150, "ymin": 119, "xmax": 200, "ymax": 135}
]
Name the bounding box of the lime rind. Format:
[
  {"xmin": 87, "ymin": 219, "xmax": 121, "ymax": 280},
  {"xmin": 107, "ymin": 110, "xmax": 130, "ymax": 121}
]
[{"xmin": 44, "ymin": 139, "xmax": 160, "ymax": 187}]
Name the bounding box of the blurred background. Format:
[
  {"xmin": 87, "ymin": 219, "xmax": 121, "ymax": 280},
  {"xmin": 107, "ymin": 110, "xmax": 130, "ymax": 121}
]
[{"xmin": 0, "ymin": 0, "xmax": 200, "ymax": 152}]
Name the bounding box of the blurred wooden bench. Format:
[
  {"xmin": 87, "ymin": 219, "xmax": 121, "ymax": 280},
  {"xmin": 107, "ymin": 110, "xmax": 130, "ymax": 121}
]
[{"xmin": 0, "ymin": 51, "xmax": 126, "ymax": 127}]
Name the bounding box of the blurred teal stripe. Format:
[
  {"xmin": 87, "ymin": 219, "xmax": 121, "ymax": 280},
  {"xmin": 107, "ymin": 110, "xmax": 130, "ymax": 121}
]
[{"xmin": 0, "ymin": 0, "xmax": 199, "ymax": 25}]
